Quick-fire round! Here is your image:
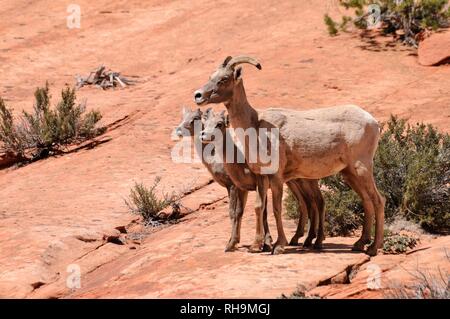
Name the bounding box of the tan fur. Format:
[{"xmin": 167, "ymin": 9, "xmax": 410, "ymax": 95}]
[{"xmin": 194, "ymin": 56, "xmax": 385, "ymax": 256}]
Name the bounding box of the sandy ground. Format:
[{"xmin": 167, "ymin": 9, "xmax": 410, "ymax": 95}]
[{"xmin": 0, "ymin": 0, "xmax": 449, "ymax": 298}]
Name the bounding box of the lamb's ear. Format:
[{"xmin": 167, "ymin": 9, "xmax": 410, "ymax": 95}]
[
  {"xmin": 203, "ymin": 107, "xmax": 212, "ymax": 119},
  {"xmin": 234, "ymin": 67, "xmax": 243, "ymax": 82},
  {"xmin": 196, "ymin": 108, "xmax": 203, "ymax": 117},
  {"xmin": 182, "ymin": 106, "xmax": 190, "ymax": 115}
]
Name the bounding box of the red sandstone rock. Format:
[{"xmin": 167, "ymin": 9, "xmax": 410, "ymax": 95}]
[{"xmin": 418, "ymin": 30, "xmax": 450, "ymax": 66}]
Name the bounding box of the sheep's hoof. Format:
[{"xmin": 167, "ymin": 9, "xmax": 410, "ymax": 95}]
[
  {"xmin": 352, "ymin": 238, "xmax": 370, "ymax": 251},
  {"xmin": 366, "ymin": 244, "xmax": 379, "ymax": 256},
  {"xmin": 313, "ymin": 242, "xmax": 323, "ymax": 250},
  {"xmin": 272, "ymin": 245, "xmax": 285, "ymax": 255},
  {"xmin": 262, "ymin": 234, "xmax": 273, "ymax": 252},
  {"xmin": 248, "ymin": 242, "xmax": 263, "ymax": 253},
  {"xmin": 289, "ymin": 237, "xmax": 300, "ymax": 246},
  {"xmin": 303, "ymin": 237, "xmax": 314, "ymax": 248},
  {"xmin": 263, "ymin": 242, "xmax": 273, "ymax": 252},
  {"xmin": 224, "ymin": 241, "xmax": 238, "ymax": 252}
]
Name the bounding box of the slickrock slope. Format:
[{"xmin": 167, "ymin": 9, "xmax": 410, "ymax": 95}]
[{"xmin": 0, "ymin": 0, "xmax": 449, "ymax": 298}]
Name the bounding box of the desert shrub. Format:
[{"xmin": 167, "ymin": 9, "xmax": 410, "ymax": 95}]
[
  {"xmin": 280, "ymin": 285, "xmax": 322, "ymax": 299},
  {"xmin": 0, "ymin": 98, "xmax": 25, "ymax": 156},
  {"xmin": 383, "ymin": 233, "xmax": 418, "ymax": 254},
  {"xmin": 284, "ymin": 180, "xmax": 363, "ymax": 236},
  {"xmin": 322, "ymin": 175, "xmax": 366, "ymax": 236},
  {"xmin": 125, "ymin": 177, "xmax": 180, "ymax": 224},
  {"xmin": 283, "ymin": 189, "xmax": 301, "ymax": 220},
  {"xmin": 284, "ymin": 115, "xmax": 449, "ymax": 235},
  {"xmin": 387, "ymin": 215, "xmax": 424, "ymax": 234},
  {"xmin": 325, "ymin": 0, "xmax": 450, "ymax": 46},
  {"xmin": 325, "ymin": 116, "xmax": 449, "ymax": 234},
  {"xmin": 0, "ymin": 83, "xmax": 104, "ymax": 162},
  {"xmin": 324, "ymin": 14, "xmax": 339, "ymax": 36}
]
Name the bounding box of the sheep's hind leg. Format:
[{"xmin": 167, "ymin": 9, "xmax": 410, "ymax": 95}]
[
  {"xmin": 286, "ymin": 181, "xmax": 308, "ymax": 246},
  {"xmin": 342, "ymin": 164, "xmax": 377, "ymax": 253},
  {"xmin": 303, "ymin": 194, "xmax": 318, "ymax": 248},
  {"xmin": 364, "ymin": 176, "xmax": 385, "ymax": 256},
  {"xmin": 313, "ymin": 185, "xmax": 326, "ymax": 250}
]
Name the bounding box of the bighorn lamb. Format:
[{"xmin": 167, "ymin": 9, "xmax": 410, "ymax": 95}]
[
  {"xmin": 194, "ymin": 56, "xmax": 385, "ymax": 256},
  {"xmin": 175, "ymin": 107, "xmax": 325, "ymax": 251}
]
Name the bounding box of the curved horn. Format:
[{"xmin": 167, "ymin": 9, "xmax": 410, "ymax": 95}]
[
  {"xmin": 225, "ymin": 55, "xmax": 262, "ymax": 70},
  {"xmin": 222, "ymin": 56, "xmax": 232, "ymax": 68}
]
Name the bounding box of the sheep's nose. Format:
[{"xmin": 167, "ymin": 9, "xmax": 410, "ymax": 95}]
[
  {"xmin": 194, "ymin": 91, "xmax": 203, "ymax": 102},
  {"xmin": 201, "ymin": 132, "xmax": 211, "ymax": 141}
]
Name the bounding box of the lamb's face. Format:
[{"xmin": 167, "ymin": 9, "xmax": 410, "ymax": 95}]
[
  {"xmin": 200, "ymin": 108, "xmax": 228, "ymax": 143},
  {"xmin": 175, "ymin": 107, "xmax": 202, "ymax": 138}
]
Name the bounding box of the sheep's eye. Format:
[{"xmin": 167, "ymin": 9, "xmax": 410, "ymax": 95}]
[
  {"xmin": 219, "ymin": 77, "xmax": 229, "ymax": 85},
  {"xmin": 216, "ymin": 122, "xmax": 223, "ymax": 128}
]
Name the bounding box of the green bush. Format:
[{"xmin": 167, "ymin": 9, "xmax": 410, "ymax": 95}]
[
  {"xmin": 0, "ymin": 98, "xmax": 25, "ymax": 156},
  {"xmin": 325, "ymin": 0, "xmax": 450, "ymax": 46},
  {"xmin": 324, "ymin": 14, "xmax": 339, "ymax": 36},
  {"xmin": 284, "ymin": 180, "xmax": 363, "ymax": 237},
  {"xmin": 125, "ymin": 177, "xmax": 180, "ymax": 224},
  {"xmin": 283, "ymin": 189, "xmax": 301, "ymax": 220},
  {"xmin": 383, "ymin": 233, "xmax": 418, "ymax": 254},
  {"xmin": 285, "ymin": 115, "xmax": 449, "ymax": 235},
  {"xmin": 322, "ymin": 178, "xmax": 365, "ymax": 236},
  {"xmin": 0, "ymin": 83, "xmax": 104, "ymax": 161}
]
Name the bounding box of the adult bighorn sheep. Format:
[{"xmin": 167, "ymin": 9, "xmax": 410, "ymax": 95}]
[
  {"xmin": 175, "ymin": 107, "xmax": 325, "ymax": 251},
  {"xmin": 194, "ymin": 55, "xmax": 385, "ymax": 256}
]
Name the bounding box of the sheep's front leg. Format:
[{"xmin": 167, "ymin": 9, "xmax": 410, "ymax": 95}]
[
  {"xmin": 271, "ymin": 178, "xmax": 289, "ymax": 255},
  {"xmin": 262, "ymin": 196, "xmax": 273, "ymax": 252},
  {"xmin": 249, "ymin": 176, "xmax": 268, "ymax": 253},
  {"xmin": 225, "ymin": 187, "xmax": 247, "ymax": 252}
]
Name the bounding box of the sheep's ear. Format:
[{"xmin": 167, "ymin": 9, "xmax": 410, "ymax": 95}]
[
  {"xmin": 182, "ymin": 106, "xmax": 190, "ymax": 114},
  {"xmin": 196, "ymin": 108, "xmax": 202, "ymax": 116},
  {"xmin": 234, "ymin": 67, "xmax": 242, "ymax": 81}
]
